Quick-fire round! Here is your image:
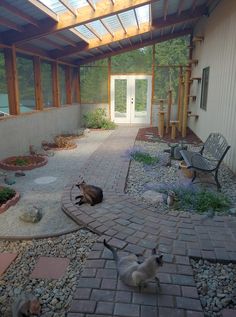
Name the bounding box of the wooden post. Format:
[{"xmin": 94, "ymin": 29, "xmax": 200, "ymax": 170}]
[
  {"xmin": 78, "ymin": 66, "xmax": 81, "ymax": 104},
  {"xmin": 150, "ymin": 45, "xmax": 155, "ymax": 126},
  {"xmin": 170, "ymin": 121, "xmax": 179, "ymax": 140},
  {"xmin": 65, "ymin": 65, "xmax": 72, "ymax": 104},
  {"xmin": 108, "ymin": 57, "xmax": 111, "ymax": 119},
  {"xmin": 72, "ymin": 67, "xmax": 80, "ymax": 103},
  {"xmin": 177, "ymin": 66, "xmax": 183, "ymax": 131},
  {"xmin": 159, "ymin": 111, "xmax": 165, "ymax": 138},
  {"xmin": 182, "ymin": 68, "xmax": 191, "ymax": 138},
  {"xmin": 33, "ymin": 56, "xmax": 43, "ymax": 111},
  {"xmin": 166, "ymin": 89, "xmax": 172, "ymax": 133},
  {"xmin": 52, "ymin": 61, "xmax": 60, "ymax": 107},
  {"xmin": 4, "ymin": 46, "xmax": 20, "ymax": 115},
  {"xmin": 158, "ymin": 99, "xmax": 164, "ymax": 134}
]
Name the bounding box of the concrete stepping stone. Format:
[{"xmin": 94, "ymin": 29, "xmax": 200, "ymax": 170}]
[
  {"xmin": 0, "ymin": 252, "xmax": 18, "ymax": 275},
  {"xmin": 30, "ymin": 256, "xmax": 70, "ymax": 279}
]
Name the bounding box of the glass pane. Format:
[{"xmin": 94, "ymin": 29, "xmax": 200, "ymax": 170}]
[
  {"xmin": 41, "ymin": 61, "xmax": 53, "ymax": 108},
  {"xmin": 135, "ymin": 79, "xmax": 147, "ymax": 118},
  {"xmin": 17, "ymin": 55, "xmax": 36, "ymax": 113},
  {"xmin": 72, "ymin": 68, "xmax": 78, "ymax": 103},
  {"xmin": 0, "ymin": 51, "xmax": 9, "ymax": 116},
  {"xmin": 114, "ymin": 79, "xmax": 127, "ymax": 118},
  {"xmin": 59, "ymin": 65, "xmax": 66, "ymax": 105}
]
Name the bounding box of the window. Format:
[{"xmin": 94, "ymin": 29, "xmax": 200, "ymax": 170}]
[
  {"xmin": 0, "ymin": 51, "xmax": 9, "ymax": 116},
  {"xmin": 17, "ymin": 55, "xmax": 36, "ymax": 113},
  {"xmin": 200, "ymin": 67, "xmax": 210, "ymax": 110},
  {"xmin": 41, "ymin": 61, "xmax": 53, "ymax": 108},
  {"xmin": 58, "ymin": 64, "xmax": 66, "ymax": 105}
]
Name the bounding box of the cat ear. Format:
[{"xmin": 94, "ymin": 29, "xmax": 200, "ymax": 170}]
[{"xmin": 152, "ymin": 248, "xmax": 157, "ymax": 255}]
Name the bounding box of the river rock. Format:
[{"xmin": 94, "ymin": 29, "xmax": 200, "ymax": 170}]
[
  {"xmin": 19, "ymin": 206, "xmax": 43, "ymax": 223},
  {"xmin": 142, "ymin": 190, "xmax": 164, "ymax": 203}
]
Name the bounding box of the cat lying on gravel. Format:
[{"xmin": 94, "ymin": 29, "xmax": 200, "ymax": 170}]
[
  {"xmin": 103, "ymin": 239, "xmax": 163, "ymax": 290},
  {"xmin": 75, "ymin": 181, "xmax": 103, "ymax": 206},
  {"xmin": 12, "ymin": 293, "xmax": 41, "ymax": 317}
]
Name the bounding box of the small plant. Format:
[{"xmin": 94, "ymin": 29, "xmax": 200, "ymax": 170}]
[
  {"xmin": 0, "ymin": 187, "xmax": 15, "ymax": 205},
  {"xmin": 83, "ymin": 108, "xmax": 116, "ymax": 130},
  {"xmin": 173, "ymin": 187, "xmax": 230, "ymax": 213},
  {"xmin": 14, "ymin": 157, "xmax": 29, "ymax": 166},
  {"xmin": 131, "ymin": 151, "xmax": 159, "ymax": 165}
]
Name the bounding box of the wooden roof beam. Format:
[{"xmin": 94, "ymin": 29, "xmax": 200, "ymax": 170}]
[
  {"xmin": 59, "ymin": 0, "xmax": 77, "ymax": 16},
  {"xmin": 0, "ymin": 0, "xmax": 39, "ymax": 27},
  {"xmin": 69, "ymin": 28, "xmax": 89, "ymax": 43},
  {"xmin": 55, "ymin": 33, "xmax": 77, "ymax": 47},
  {"xmin": 85, "ymin": 24, "xmax": 102, "ymax": 41},
  {"xmin": 134, "ymin": 9, "xmax": 140, "ymax": 29},
  {"xmin": 110, "ymin": 0, "xmax": 115, "ymax": 4},
  {"xmin": 27, "ymin": 0, "xmax": 58, "ymax": 21},
  {"xmin": 77, "ymin": 28, "xmax": 192, "ymax": 65},
  {"xmin": 117, "ymin": 14, "xmax": 127, "ymax": 34},
  {"xmin": 0, "ymin": 17, "xmax": 23, "ymax": 32},
  {"xmin": 3, "ymin": 0, "xmax": 157, "ymax": 45},
  {"xmin": 100, "ymin": 19, "xmax": 114, "ymax": 37},
  {"xmin": 40, "ymin": 38, "xmax": 65, "ymax": 50}
]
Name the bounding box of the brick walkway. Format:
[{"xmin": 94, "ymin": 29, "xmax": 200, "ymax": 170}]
[{"xmin": 62, "ymin": 126, "xmax": 236, "ymax": 317}]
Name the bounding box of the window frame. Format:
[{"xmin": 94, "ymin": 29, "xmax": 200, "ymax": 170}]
[{"xmin": 200, "ymin": 66, "xmax": 210, "ymax": 111}]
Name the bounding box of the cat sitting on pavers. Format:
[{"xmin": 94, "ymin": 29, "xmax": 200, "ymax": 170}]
[
  {"xmin": 103, "ymin": 239, "xmax": 163, "ymax": 290},
  {"xmin": 12, "ymin": 293, "xmax": 41, "ymax": 317},
  {"xmin": 75, "ymin": 181, "xmax": 103, "ymax": 206}
]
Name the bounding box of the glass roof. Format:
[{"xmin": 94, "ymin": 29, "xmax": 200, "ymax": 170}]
[{"xmin": 38, "ymin": 1, "xmax": 150, "ymax": 42}]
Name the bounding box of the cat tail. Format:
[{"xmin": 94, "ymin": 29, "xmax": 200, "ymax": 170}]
[{"xmin": 103, "ymin": 239, "xmax": 118, "ymax": 263}]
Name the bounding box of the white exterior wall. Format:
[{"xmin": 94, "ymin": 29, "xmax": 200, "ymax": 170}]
[
  {"xmin": 0, "ymin": 105, "xmax": 81, "ymax": 159},
  {"xmin": 189, "ymin": 0, "xmax": 236, "ymax": 173}
]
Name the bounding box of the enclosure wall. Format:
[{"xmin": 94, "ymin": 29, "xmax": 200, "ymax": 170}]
[
  {"xmin": 0, "ymin": 105, "xmax": 80, "ymax": 160},
  {"xmin": 189, "ymin": 0, "xmax": 236, "ymax": 173}
]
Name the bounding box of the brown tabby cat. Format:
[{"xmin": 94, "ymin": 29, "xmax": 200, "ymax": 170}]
[
  {"xmin": 104, "ymin": 239, "xmax": 163, "ymax": 290},
  {"xmin": 75, "ymin": 181, "xmax": 103, "ymax": 206}
]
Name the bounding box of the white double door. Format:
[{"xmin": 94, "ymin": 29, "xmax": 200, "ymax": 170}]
[{"xmin": 111, "ymin": 75, "xmax": 152, "ymax": 124}]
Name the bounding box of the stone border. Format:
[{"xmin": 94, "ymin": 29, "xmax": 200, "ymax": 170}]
[
  {"xmin": 0, "ymin": 155, "xmax": 48, "ymax": 171},
  {"xmin": 0, "ymin": 192, "xmax": 20, "ymax": 214}
]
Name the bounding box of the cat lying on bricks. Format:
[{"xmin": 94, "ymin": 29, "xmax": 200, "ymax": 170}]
[
  {"xmin": 75, "ymin": 181, "xmax": 103, "ymax": 206},
  {"xmin": 104, "ymin": 239, "xmax": 163, "ymax": 291}
]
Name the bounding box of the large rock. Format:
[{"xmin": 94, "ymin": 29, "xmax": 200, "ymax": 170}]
[
  {"xmin": 19, "ymin": 206, "xmax": 43, "ymax": 223},
  {"xmin": 142, "ymin": 190, "xmax": 164, "ymax": 204}
]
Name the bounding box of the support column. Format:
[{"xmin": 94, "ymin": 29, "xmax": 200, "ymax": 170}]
[
  {"xmin": 177, "ymin": 66, "xmax": 183, "ymax": 131},
  {"xmin": 52, "ymin": 61, "xmax": 60, "ymax": 107},
  {"xmin": 182, "ymin": 68, "xmax": 191, "ymax": 138},
  {"xmin": 33, "ymin": 56, "xmax": 43, "ymax": 110},
  {"xmin": 166, "ymin": 89, "xmax": 172, "ymax": 133},
  {"xmin": 108, "ymin": 57, "xmax": 111, "ymax": 119},
  {"xmin": 65, "ymin": 65, "xmax": 72, "ymax": 104},
  {"xmin": 151, "ymin": 45, "xmax": 155, "ymax": 126}
]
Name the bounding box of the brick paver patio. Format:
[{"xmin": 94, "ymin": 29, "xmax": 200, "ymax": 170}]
[{"xmin": 62, "ymin": 126, "xmax": 236, "ymax": 317}]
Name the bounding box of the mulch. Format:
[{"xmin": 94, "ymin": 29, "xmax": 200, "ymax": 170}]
[{"xmin": 136, "ymin": 127, "xmax": 202, "ymax": 144}]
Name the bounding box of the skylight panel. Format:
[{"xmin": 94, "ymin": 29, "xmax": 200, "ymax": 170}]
[
  {"xmin": 118, "ymin": 10, "xmax": 136, "ymax": 29},
  {"xmin": 75, "ymin": 25, "xmax": 96, "ymax": 40},
  {"xmin": 87, "ymin": 20, "xmax": 108, "ymax": 37},
  {"xmin": 135, "ymin": 4, "xmax": 150, "ymax": 24},
  {"xmin": 102, "ymin": 15, "xmax": 122, "ymax": 33},
  {"xmin": 39, "ymin": 0, "xmax": 67, "ymax": 14}
]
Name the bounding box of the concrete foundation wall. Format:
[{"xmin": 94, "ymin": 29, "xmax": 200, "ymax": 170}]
[
  {"xmin": 0, "ymin": 105, "xmax": 81, "ymax": 159},
  {"xmin": 189, "ymin": 0, "xmax": 236, "ymax": 173}
]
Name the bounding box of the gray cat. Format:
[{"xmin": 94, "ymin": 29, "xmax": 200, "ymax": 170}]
[
  {"xmin": 75, "ymin": 181, "xmax": 103, "ymax": 206},
  {"xmin": 104, "ymin": 239, "xmax": 163, "ymax": 290}
]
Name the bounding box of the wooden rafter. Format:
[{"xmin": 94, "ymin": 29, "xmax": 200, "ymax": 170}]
[
  {"xmin": 52, "ymin": 5, "xmax": 205, "ymax": 59},
  {"xmin": 87, "ymin": 0, "xmax": 96, "ymax": 11},
  {"xmin": 178, "ymin": 0, "xmax": 185, "ymax": 15},
  {"xmin": 100, "ymin": 19, "xmax": 114, "ymax": 37},
  {"xmin": 58, "ymin": 0, "xmax": 77, "ymax": 16},
  {"xmin": 110, "ymin": 0, "xmax": 115, "ymax": 4},
  {"xmin": 85, "ymin": 24, "xmax": 102, "ymax": 41},
  {"xmin": 55, "ymin": 33, "xmax": 77, "ymax": 47},
  {"xmin": 117, "ymin": 14, "xmax": 127, "ymax": 34},
  {"xmin": 134, "ymin": 9, "xmax": 140, "ymax": 29},
  {"xmin": 27, "ymin": 0, "xmax": 58, "ymax": 21},
  {"xmin": 163, "ymin": 0, "xmax": 169, "ymax": 20},
  {"xmin": 77, "ymin": 28, "xmax": 192, "ymax": 65},
  {"xmin": 70, "ymin": 28, "xmax": 89, "ymax": 43},
  {"xmin": 41, "ymin": 38, "xmax": 64, "ymax": 50},
  {"xmin": 3, "ymin": 0, "xmax": 155, "ymax": 45},
  {"xmin": 0, "ymin": 17, "xmax": 23, "ymax": 32},
  {"xmin": 0, "ymin": 0, "xmax": 39, "ymax": 27},
  {"xmin": 191, "ymin": 0, "xmax": 198, "ymax": 12},
  {"xmin": 149, "ymin": 2, "xmax": 152, "ymax": 25}
]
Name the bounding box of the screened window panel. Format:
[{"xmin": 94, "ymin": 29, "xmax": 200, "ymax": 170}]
[
  {"xmin": 80, "ymin": 60, "xmax": 108, "ymax": 103},
  {"xmin": 200, "ymin": 67, "xmax": 210, "ymax": 110},
  {"xmin": 72, "ymin": 68, "xmax": 79, "ymax": 103},
  {"xmin": 0, "ymin": 50, "xmax": 9, "ymax": 116},
  {"xmin": 41, "ymin": 61, "xmax": 53, "ymax": 108},
  {"xmin": 111, "ymin": 47, "xmax": 152, "ymax": 74},
  {"xmin": 17, "ymin": 55, "xmax": 36, "ymax": 113},
  {"xmin": 59, "ymin": 64, "xmax": 66, "ymax": 105}
]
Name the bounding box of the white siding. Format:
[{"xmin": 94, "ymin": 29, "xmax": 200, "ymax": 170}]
[{"xmin": 189, "ymin": 0, "xmax": 236, "ymax": 173}]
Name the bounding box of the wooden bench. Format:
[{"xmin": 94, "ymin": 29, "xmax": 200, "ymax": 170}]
[{"xmin": 180, "ymin": 133, "xmax": 230, "ymax": 189}]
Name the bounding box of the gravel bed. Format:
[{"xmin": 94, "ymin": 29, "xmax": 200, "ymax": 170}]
[
  {"xmin": 125, "ymin": 140, "xmax": 236, "ymax": 211},
  {"xmin": 0, "ymin": 229, "xmax": 97, "ymax": 317},
  {"xmin": 191, "ymin": 259, "xmax": 236, "ymax": 317}
]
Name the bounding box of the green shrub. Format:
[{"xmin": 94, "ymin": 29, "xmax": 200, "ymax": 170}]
[
  {"xmin": 14, "ymin": 157, "xmax": 29, "ymax": 166},
  {"xmin": 0, "ymin": 187, "xmax": 15, "ymax": 205},
  {"xmin": 83, "ymin": 108, "xmax": 116, "ymax": 130},
  {"xmin": 131, "ymin": 151, "xmax": 159, "ymax": 165}
]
